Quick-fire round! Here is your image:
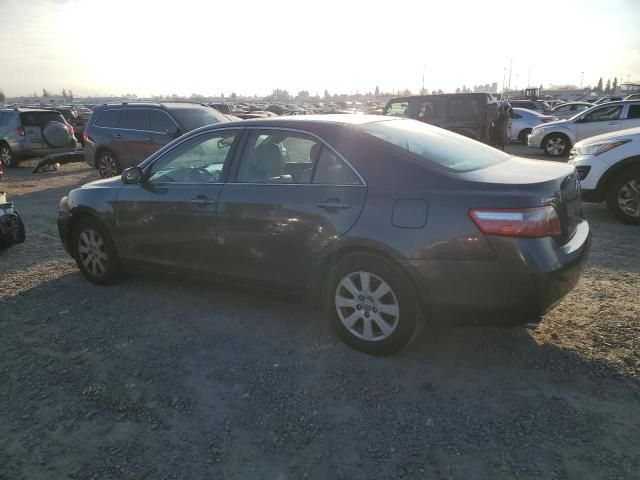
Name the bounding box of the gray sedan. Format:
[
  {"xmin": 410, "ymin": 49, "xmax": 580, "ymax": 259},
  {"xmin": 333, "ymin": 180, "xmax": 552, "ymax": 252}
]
[
  {"xmin": 58, "ymin": 116, "xmax": 590, "ymax": 355},
  {"xmin": 550, "ymin": 102, "xmax": 593, "ymax": 120}
]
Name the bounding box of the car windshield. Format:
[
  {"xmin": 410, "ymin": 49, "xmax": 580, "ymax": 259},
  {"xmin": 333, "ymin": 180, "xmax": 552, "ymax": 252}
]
[
  {"xmin": 362, "ymin": 119, "xmax": 510, "ymax": 172},
  {"xmin": 167, "ymin": 106, "xmax": 228, "ymax": 131}
]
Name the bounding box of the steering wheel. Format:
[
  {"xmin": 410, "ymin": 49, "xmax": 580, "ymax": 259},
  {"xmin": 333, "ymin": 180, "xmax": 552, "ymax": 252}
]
[{"xmin": 185, "ymin": 166, "xmax": 218, "ymax": 183}]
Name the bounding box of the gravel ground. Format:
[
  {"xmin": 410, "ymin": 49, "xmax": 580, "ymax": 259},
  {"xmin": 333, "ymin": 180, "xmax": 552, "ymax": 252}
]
[{"xmin": 1, "ymin": 151, "xmax": 639, "ymax": 480}]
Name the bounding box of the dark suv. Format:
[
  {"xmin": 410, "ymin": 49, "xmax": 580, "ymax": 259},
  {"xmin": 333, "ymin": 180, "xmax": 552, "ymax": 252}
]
[
  {"xmin": 383, "ymin": 93, "xmax": 499, "ymax": 143},
  {"xmin": 0, "ymin": 108, "xmax": 78, "ymax": 167},
  {"xmin": 83, "ymin": 102, "xmax": 229, "ymax": 177}
]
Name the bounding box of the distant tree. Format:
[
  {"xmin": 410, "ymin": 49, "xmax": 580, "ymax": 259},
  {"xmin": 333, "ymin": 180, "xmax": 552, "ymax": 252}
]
[
  {"xmin": 324, "ymin": 89, "xmax": 330, "ymax": 99},
  {"xmin": 68, "ymin": 90, "xmax": 73, "ymax": 102},
  {"xmin": 62, "ymin": 88, "xmax": 67, "ymax": 100},
  {"xmin": 596, "ymin": 77, "xmax": 603, "ymax": 92},
  {"xmin": 230, "ymin": 92, "xmax": 237, "ymax": 100},
  {"xmin": 374, "ymin": 85, "xmax": 379, "ymax": 97},
  {"xmin": 296, "ymin": 90, "xmax": 309, "ymax": 99},
  {"xmin": 190, "ymin": 93, "xmax": 205, "ymax": 101},
  {"xmin": 605, "ymin": 79, "xmax": 611, "ymax": 94},
  {"xmin": 491, "ymin": 82, "xmax": 498, "ymax": 93},
  {"xmin": 42, "ymin": 88, "xmax": 49, "ymax": 97},
  {"xmin": 455, "ymin": 87, "xmax": 461, "ymax": 93},
  {"xmin": 402, "ymin": 88, "xmax": 411, "ymax": 95},
  {"xmin": 420, "ymin": 87, "xmax": 428, "ymax": 95},
  {"xmin": 612, "ymin": 77, "xmax": 618, "ymax": 92},
  {"xmin": 0, "ymin": 90, "xmax": 5, "ymax": 102},
  {"xmin": 437, "ymin": 89, "xmax": 444, "ymax": 94}
]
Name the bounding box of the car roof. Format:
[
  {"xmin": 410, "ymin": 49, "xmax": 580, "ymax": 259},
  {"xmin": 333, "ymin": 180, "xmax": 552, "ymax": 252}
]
[
  {"xmin": 0, "ymin": 107, "xmax": 60, "ymax": 113},
  {"xmin": 96, "ymin": 101, "xmax": 210, "ymax": 109},
  {"xmin": 210, "ymin": 114, "xmax": 395, "ymax": 128}
]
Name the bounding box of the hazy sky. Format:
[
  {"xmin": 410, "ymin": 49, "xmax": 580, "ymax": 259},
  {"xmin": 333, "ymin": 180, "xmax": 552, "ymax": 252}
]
[{"xmin": 1, "ymin": 0, "xmax": 639, "ymax": 98}]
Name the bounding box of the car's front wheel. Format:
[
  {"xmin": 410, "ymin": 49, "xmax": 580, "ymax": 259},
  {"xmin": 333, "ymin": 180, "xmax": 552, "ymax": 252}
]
[
  {"xmin": 97, "ymin": 151, "xmax": 121, "ymax": 178},
  {"xmin": 606, "ymin": 166, "xmax": 640, "ymax": 225},
  {"xmin": 328, "ymin": 253, "xmax": 420, "ymax": 355},
  {"xmin": 0, "ymin": 143, "xmax": 17, "ymax": 168},
  {"xmin": 72, "ymin": 217, "xmax": 122, "ymax": 284},
  {"xmin": 543, "ymin": 133, "xmax": 570, "ymax": 157},
  {"xmin": 518, "ymin": 128, "xmax": 532, "ymax": 145}
]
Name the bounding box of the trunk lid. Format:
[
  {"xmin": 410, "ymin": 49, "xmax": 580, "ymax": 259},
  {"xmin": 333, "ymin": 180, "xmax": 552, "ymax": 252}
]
[{"xmin": 459, "ymin": 156, "xmax": 583, "ymax": 244}]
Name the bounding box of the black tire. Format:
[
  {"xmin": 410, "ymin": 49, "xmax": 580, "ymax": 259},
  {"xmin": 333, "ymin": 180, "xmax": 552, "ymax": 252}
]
[
  {"xmin": 97, "ymin": 150, "xmax": 121, "ymax": 178},
  {"xmin": 542, "ymin": 133, "xmax": 571, "ymax": 157},
  {"xmin": 71, "ymin": 216, "xmax": 122, "ymax": 285},
  {"xmin": 605, "ymin": 166, "xmax": 640, "ymax": 225},
  {"xmin": 0, "ymin": 143, "xmax": 18, "ymax": 168},
  {"xmin": 518, "ymin": 128, "xmax": 532, "ymax": 145},
  {"xmin": 327, "ymin": 252, "xmax": 420, "ymax": 355}
]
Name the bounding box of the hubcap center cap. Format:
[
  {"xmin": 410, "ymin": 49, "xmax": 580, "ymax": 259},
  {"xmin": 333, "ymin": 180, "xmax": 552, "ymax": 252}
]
[{"xmin": 362, "ymin": 299, "xmax": 374, "ymax": 312}]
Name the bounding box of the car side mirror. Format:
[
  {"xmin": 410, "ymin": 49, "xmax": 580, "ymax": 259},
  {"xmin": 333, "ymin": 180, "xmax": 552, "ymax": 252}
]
[
  {"xmin": 166, "ymin": 125, "xmax": 181, "ymax": 138},
  {"xmin": 122, "ymin": 167, "xmax": 142, "ymax": 185}
]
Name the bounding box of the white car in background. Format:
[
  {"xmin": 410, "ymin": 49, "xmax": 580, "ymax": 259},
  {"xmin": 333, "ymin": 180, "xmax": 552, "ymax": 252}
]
[
  {"xmin": 528, "ymin": 100, "xmax": 640, "ymax": 157},
  {"xmin": 569, "ymin": 127, "xmax": 640, "ymax": 224},
  {"xmin": 508, "ymin": 108, "xmax": 558, "ymax": 144}
]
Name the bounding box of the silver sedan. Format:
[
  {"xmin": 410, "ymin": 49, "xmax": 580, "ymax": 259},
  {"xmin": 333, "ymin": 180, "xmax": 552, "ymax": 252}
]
[{"xmin": 508, "ymin": 108, "xmax": 558, "ymax": 144}]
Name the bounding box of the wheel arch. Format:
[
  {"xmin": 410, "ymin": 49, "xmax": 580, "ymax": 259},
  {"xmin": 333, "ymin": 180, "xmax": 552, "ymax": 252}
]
[
  {"xmin": 65, "ymin": 208, "xmax": 110, "ymax": 257},
  {"xmin": 309, "ymin": 243, "xmax": 424, "ymax": 316},
  {"xmin": 595, "ymin": 155, "xmax": 640, "ymax": 200}
]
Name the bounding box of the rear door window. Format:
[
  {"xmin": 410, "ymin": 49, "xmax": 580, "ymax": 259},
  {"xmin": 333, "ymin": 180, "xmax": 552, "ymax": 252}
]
[
  {"xmin": 445, "ymin": 97, "xmax": 481, "ymax": 120},
  {"xmin": 94, "ymin": 109, "xmax": 121, "ymax": 128},
  {"xmin": 149, "ymin": 110, "xmax": 177, "ymax": 133},
  {"xmin": 20, "ymin": 111, "xmax": 65, "ymax": 126},
  {"xmin": 417, "ymin": 99, "xmax": 444, "ymax": 121},
  {"xmin": 123, "ymin": 109, "xmax": 149, "ymax": 130},
  {"xmin": 312, "ymin": 147, "xmax": 362, "ymax": 185},
  {"xmin": 626, "ymin": 105, "xmax": 640, "ymax": 119}
]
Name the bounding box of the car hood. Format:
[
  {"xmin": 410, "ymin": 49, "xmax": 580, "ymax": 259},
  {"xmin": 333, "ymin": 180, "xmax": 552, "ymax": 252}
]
[
  {"xmin": 573, "ymin": 126, "xmax": 640, "ymax": 147},
  {"xmin": 81, "ymin": 176, "xmax": 122, "ymax": 189},
  {"xmin": 458, "ymin": 155, "xmax": 574, "ymax": 185}
]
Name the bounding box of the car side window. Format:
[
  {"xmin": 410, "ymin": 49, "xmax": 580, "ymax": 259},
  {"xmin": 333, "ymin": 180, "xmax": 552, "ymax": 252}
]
[
  {"xmin": 582, "ymin": 105, "xmax": 623, "ymax": 122},
  {"xmin": 0, "ymin": 113, "xmax": 5, "ymax": 126},
  {"xmin": 626, "ymin": 105, "xmax": 640, "ymax": 119},
  {"xmin": 312, "ymin": 147, "xmax": 361, "ymax": 185},
  {"xmin": 236, "ymin": 130, "xmax": 320, "ymax": 184},
  {"xmin": 123, "ymin": 109, "xmax": 148, "ymax": 130},
  {"xmin": 94, "ymin": 109, "xmax": 120, "ymax": 128},
  {"xmin": 148, "ymin": 131, "xmax": 238, "ymax": 183},
  {"xmin": 417, "ymin": 99, "xmax": 443, "ymax": 121},
  {"xmin": 385, "ymin": 101, "xmax": 409, "ymax": 118},
  {"xmin": 149, "ymin": 110, "xmax": 177, "ymax": 133}
]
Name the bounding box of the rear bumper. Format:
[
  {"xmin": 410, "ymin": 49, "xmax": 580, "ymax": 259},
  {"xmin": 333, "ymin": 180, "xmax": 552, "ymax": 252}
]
[
  {"xmin": 14, "ymin": 144, "xmax": 77, "ymax": 159},
  {"xmin": 402, "ymin": 220, "xmax": 591, "ymax": 324}
]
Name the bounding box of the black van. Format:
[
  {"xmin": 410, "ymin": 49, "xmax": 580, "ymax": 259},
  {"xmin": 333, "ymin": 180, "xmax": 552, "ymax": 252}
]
[{"xmin": 382, "ymin": 93, "xmax": 500, "ymax": 143}]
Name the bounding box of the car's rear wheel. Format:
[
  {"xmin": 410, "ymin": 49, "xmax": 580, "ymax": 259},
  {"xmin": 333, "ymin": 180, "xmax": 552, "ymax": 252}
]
[
  {"xmin": 518, "ymin": 128, "xmax": 532, "ymax": 145},
  {"xmin": 543, "ymin": 133, "xmax": 570, "ymax": 157},
  {"xmin": 606, "ymin": 166, "xmax": 640, "ymax": 225},
  {"xmin": 97, "ymin": 151, "xmax": 121, "ymax": 178},
  {"xmin": 328, "ymin": 253, "xmax": 420, "ymax": 355},
  {"xmin": 0, "ymin": 143, "xmax": 17, "ymax": 168},
  {"xmin": 72, "ymin": 217, "xmax": 122, "ymax": 285}
]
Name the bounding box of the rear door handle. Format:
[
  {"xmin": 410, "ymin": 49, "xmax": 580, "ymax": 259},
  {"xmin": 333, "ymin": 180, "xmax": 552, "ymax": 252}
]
[
  {"xmin": 114, "ymin": 133, "xmax": 122, "ymax": 139},
  {"xmin": 145, "ymin": 137, "xmax": 154, "ymax": 142},
  {"xmin": 317, "ymin": 199, "xmax": 351, "ymax": 210},
  {"xmin": 191, "ymin": 195, "xmax": 216, "ymax": 207}
]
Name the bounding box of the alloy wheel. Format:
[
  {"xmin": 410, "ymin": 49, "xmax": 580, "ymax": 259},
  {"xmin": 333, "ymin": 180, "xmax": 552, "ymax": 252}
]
[
  {"xmin": 99, "ymin": 155, "xmax": 117, "ymax": 178},
  {"xmin": 77, "ymin": 228, "xmax": 109, "ymax": 277},
  {"xmin": 0, "ymin": 146, "xmax": 13, "ymax": 166},
  {"xmin": 335, "ymin": 271, "xmax": 400, "ymax": 342},
  {"xmin": 618, "ymin": 178, "xmax": 640, "ymax": 218},
  {"xmin": 545, "ymin": 137, "xmax": 565, "ymax": 156}
]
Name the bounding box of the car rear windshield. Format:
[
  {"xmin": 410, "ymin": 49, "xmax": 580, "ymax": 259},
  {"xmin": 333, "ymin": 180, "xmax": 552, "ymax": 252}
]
[
  {"xmin": 362, "ymin": 119, "xmax": 510, "ymax": 172},
  {"xmin": 167, "ymin": 106, "xmax": 227, "ymax": 131},
  {"xmin": 20, "ymin": 111, "xmax": 65, "ymax": 126}
]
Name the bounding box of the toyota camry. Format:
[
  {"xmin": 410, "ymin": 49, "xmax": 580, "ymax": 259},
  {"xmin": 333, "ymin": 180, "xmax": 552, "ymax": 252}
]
[{"xmin": 58, "ymin": 115, "xmax": 590, "ymax": 355}]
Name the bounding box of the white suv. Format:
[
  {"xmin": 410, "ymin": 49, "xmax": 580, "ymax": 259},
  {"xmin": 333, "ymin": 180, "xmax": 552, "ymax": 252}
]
[
  {"xmin": 528, "ymin": 101, "xmax": 640, "ymax": 157},
  {"xmin": 569, "ymin": 127, "xmax": 640, "ymax": 224}
]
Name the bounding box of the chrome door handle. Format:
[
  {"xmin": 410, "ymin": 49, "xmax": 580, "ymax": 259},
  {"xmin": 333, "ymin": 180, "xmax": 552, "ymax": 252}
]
[
  {"xmin": 191, "ymin": 196, "xmax": 216, "ymax": 206},
  {"xmin": 114, "ymin": 133, "xmax": 122, "ymax": 138},
  {"xmin": 317, "ymin": 200, "xmax": 351, "ymax": 210}
]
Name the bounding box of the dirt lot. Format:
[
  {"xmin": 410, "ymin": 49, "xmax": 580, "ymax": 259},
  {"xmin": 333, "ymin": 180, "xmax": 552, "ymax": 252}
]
[{"xmin": 1, "ymin": 150, "xmax": 639, "ymax": 480}]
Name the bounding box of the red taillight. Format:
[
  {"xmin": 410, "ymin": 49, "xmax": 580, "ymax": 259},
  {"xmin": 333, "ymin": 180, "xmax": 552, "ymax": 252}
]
[
  {"xmin": 65, "ymin": 121, "xmax": 74, "ymax": 135},
  {"xmin": 83, "ymin": 130, "xmax": 89, "ymax": 142},
  {"xmin": 16, "ymin": 126, "xmax": 25, "ymax": 136},
  {"xmin": 469, "ymin": 206, "xmax": 561, "ymax": 238}
]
